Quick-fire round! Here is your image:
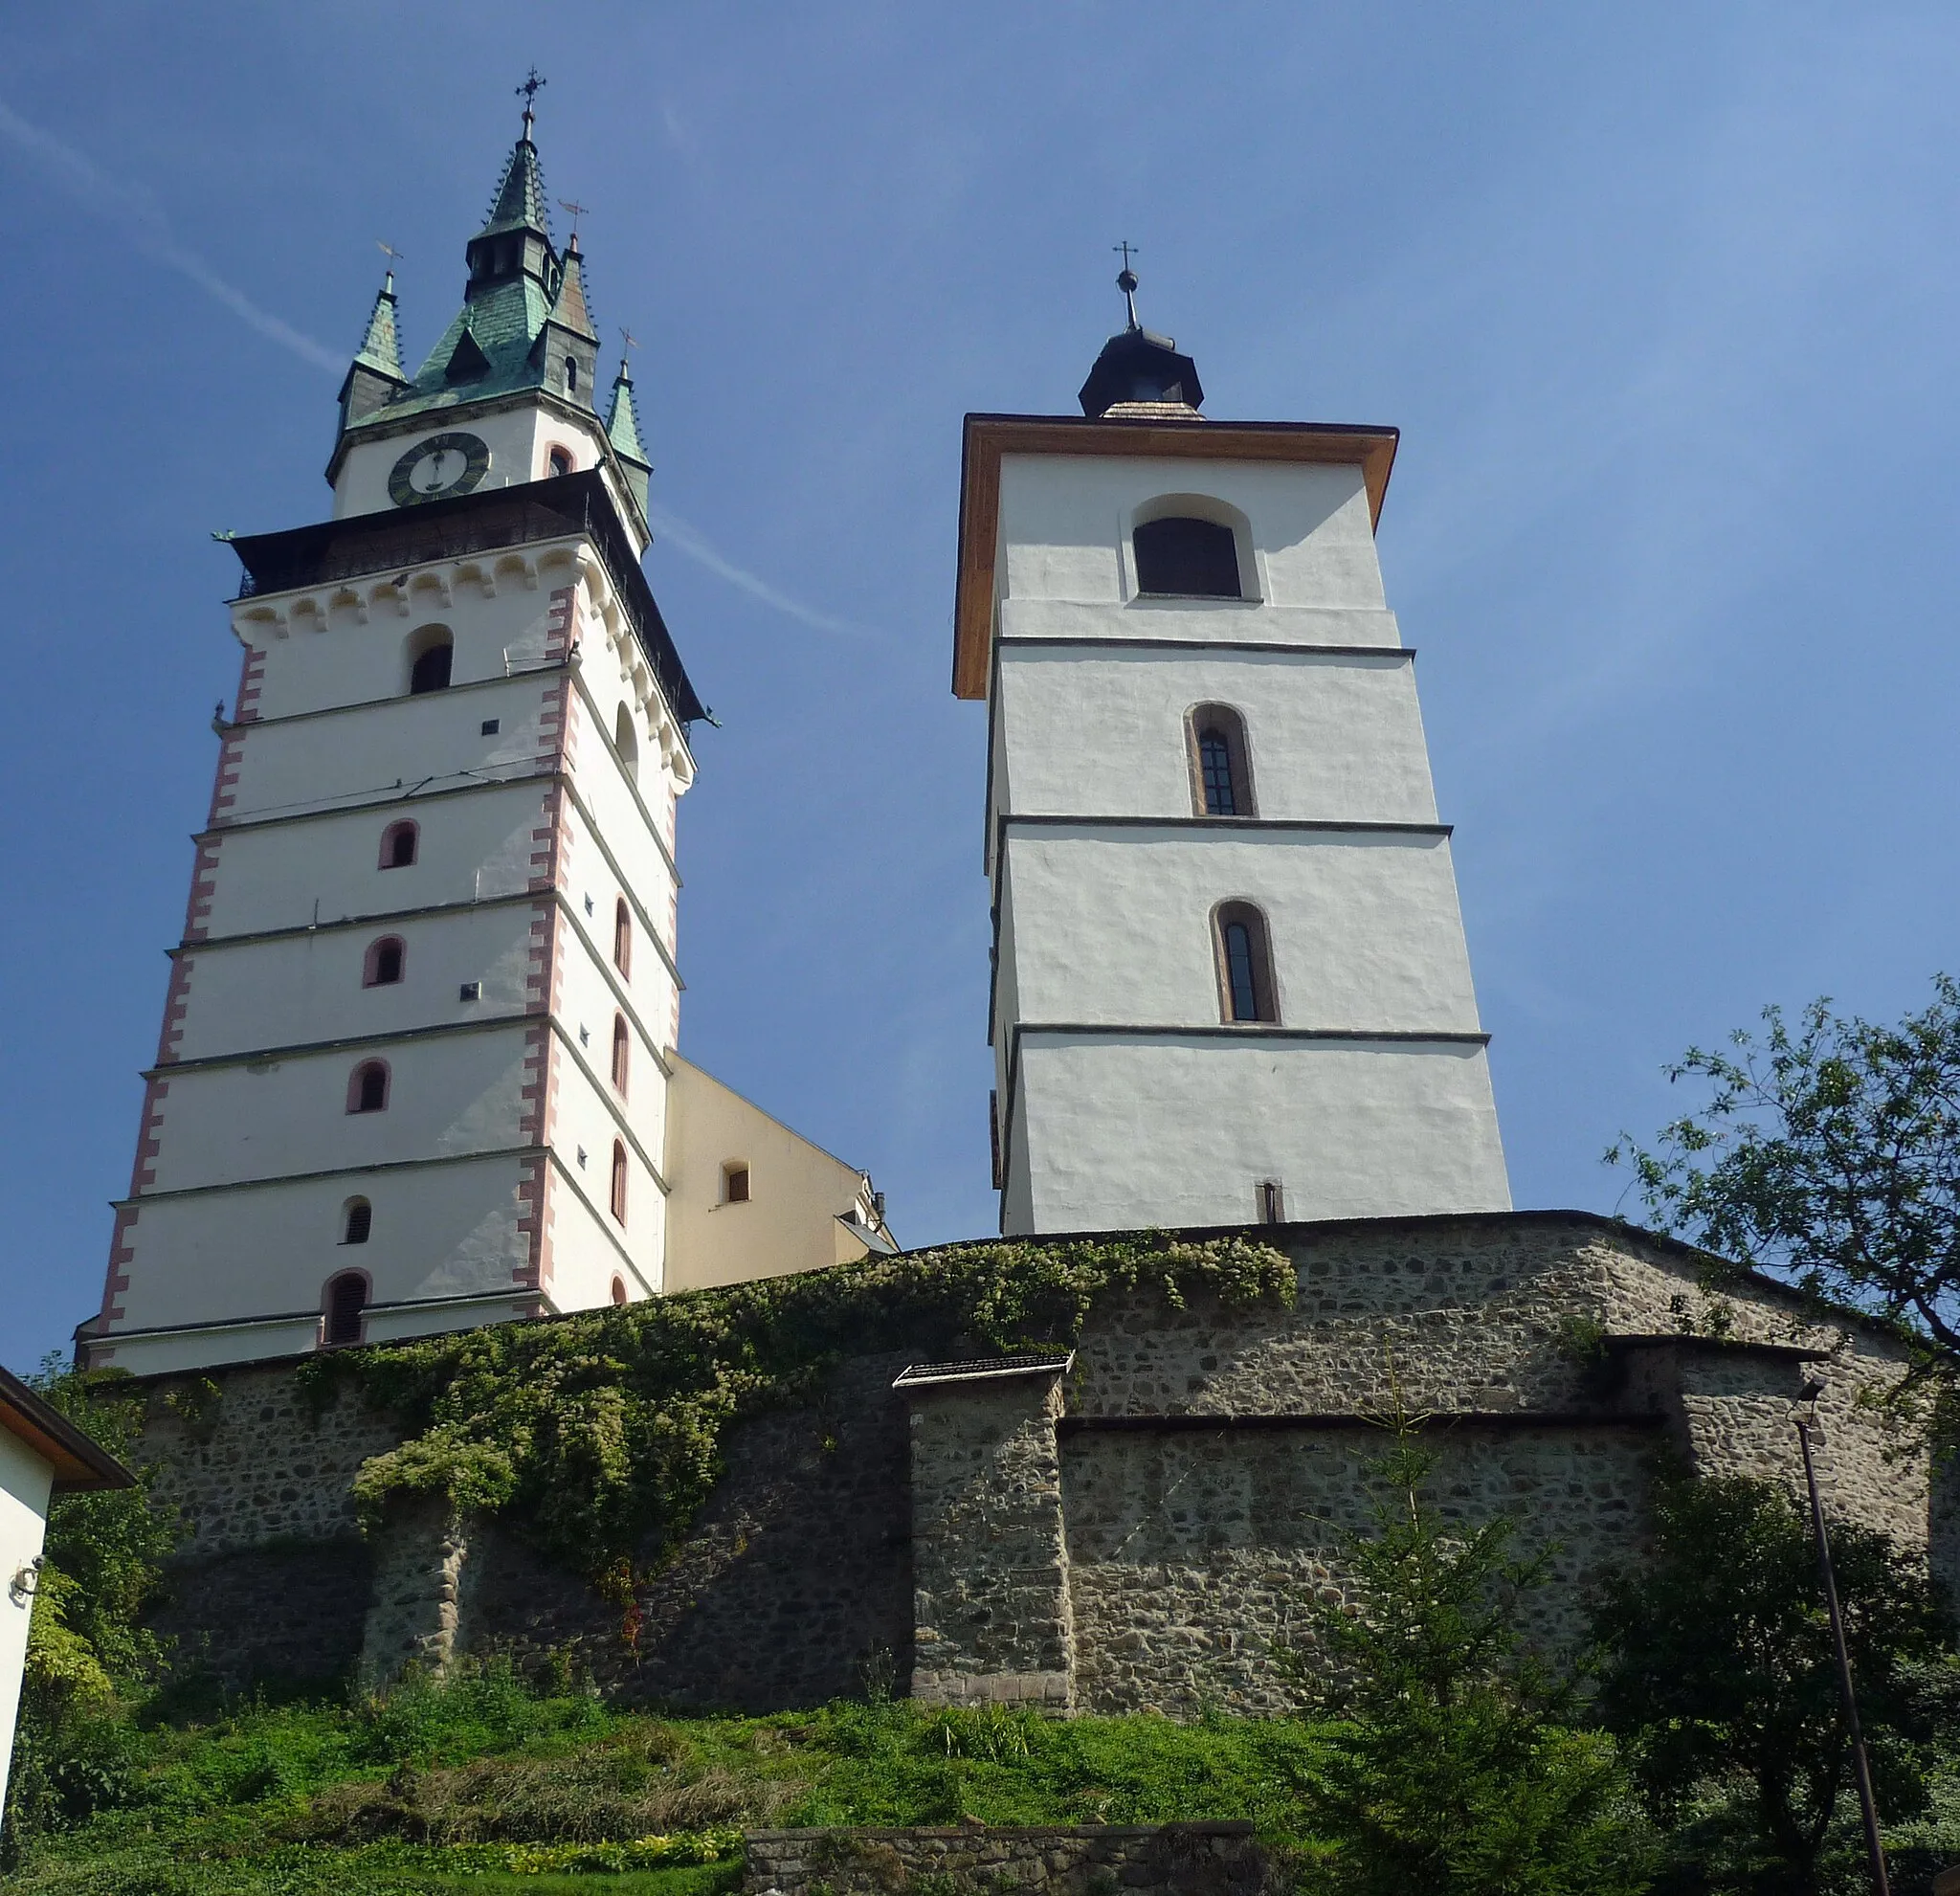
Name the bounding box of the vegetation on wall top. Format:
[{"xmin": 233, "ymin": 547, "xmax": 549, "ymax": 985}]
[{"xmin": 299, "ymin": 1230, "xmax": 1294, "ymax": 1580}]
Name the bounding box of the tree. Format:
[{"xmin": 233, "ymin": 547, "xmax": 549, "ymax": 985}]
[
  {"xmin": 1278, "ymin": 1427, "xmax": 1651, "ymax": 1896},
  {"xmin": 1591, "ymin": 1473, "xmax": 1957, "ymax": 1896},
  {"xmin": 1608, "ymin": 976, "xmax": 1960, "ymax": 1434}
]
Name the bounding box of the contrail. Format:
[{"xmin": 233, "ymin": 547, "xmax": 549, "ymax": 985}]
[
  {"xmin": 0, "ymin": 100, "xmax": 344, "ymax": 373},
  {"xmin": 0, "ymin": 100, "xmax": 868, "ymax": 641},
  {"xmin": 646, "ymin": 502, "xmax": 873, "ymax": 641}
]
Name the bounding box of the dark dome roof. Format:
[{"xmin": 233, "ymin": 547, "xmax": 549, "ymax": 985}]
[{"xmin": 1078, "ymin": 325, "xmax": 1204, "ymax": 417}]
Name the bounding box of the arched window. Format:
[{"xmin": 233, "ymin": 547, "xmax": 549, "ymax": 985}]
[
  {"xmin": 610, "ymin": 1014, "xmax": 630, "ymax": 1095},
  {"xmin": 565, "ymin": 357, "xmax": 579, "ymax": 395},
  {"xmin": 347, "ymin": 1060, "xmax": 390, "ymax": 1114},
  {"xmin": 547, "ymin": 446, "xmax": 572, "ymax": 478},
  {"xmin": 380, "ymin": 820, "xmax": 419, "ymax": 869},
  {"xmin": 407, "ymin": 625, "xmax": 454, "ymax": 695},
  {"xmin": 1213, "ymin": 902, "xmax": 1279, "ymax": 1025},
  {"xmin": 613, "ymin": 703, "xmax": 639, "ymax": 785},
  {"xmin": 323, "ymin": 1271, "xmax": 368, "ymax": 1348},
  {"xmin": 363, "ymin": 936, "xmax": 406, "ymax": 987},
  {"xmin": 1134, "ymin": 516, "xmax": 1242, "ymax": 599},
  {"xmin": 342, "ymin": 1198, "xmax": 372, "ymax": 1245},
  {"xmin": 611, "ymin": 1275, "xmax": 629, "ymax": 1306},
  {"xmin": 610, "ymin": 1142, "xmax": 629, "ymax": 1226},
  {"xmin": 612, "ymin": 899, "xmax": 632, "ymax": 980},
  {"xmin": 723, "ymin": 1161, "xmax": 750, "ymax": 1204},
  {"xmin": 1187, "ymin": 704, "xmax": 1255, "ymax": 817}
]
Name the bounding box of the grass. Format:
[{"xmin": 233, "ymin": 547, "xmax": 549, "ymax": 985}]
[{"xmin": 2, "ymin": 1663, "xmax": 1332, "ymax": 1894}]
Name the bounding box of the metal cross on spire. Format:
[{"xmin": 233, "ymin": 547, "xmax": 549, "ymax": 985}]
[
  {"xmin": 618, "ymin": 326, "xmax": 638, "ymax": 374},
  {"xmin": 1113, "ymin": 241, "xmax": 1141, "ymax": 330},
  {"xmin": 517, "ymin": 67, "xmax": 547, "ymax": 138},
  {"xmin": 558, "ymin": 198, "xmax": 590, "ymax": 241}
]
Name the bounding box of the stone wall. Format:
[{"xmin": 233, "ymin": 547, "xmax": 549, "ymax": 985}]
[
  {"xmin": 118, "ymin": 1213, "xmax": 1952, "ymax": 1713},
  {"xmin": 744, "ymin": 1824, "xmax": 1281, "ymax": 1896}
]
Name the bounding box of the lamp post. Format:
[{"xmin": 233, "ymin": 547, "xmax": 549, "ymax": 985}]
[{"xmin": 1794, "ymin": 1377, "xmax": 1889, "ymax": 1896}]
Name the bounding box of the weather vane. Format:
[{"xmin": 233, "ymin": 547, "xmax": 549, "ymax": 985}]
[
  {"xmin": 620, "ymin": 326, "xmax": 638, "ymax": 355},
  {"xmin": 517, "ymin": 67, "xmax": 546, "ymax": 136},
  {"xmin": 558, "ymin": 198, "xmax": 590, "ymax": 239},
  {"xmin": 1113, "ymin": 241, "xmax": 1141, "ymax": 330}
]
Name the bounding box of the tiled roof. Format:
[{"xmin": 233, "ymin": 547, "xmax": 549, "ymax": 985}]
[
  {"xmin": 479, "ymin": 136, "xmax": 551, "ymax": 241},
  {"xmin": 353, "ymin": 273, "xmax": 404, "ymax": 379}
]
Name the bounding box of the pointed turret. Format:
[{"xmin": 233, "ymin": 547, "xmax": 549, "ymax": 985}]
[
  {"xmin": 338, "ymin": 270, "xmax": 411, "ymax": 430},
  {"xmin": 607, "ymin": 351, "xmax": 651, "ymax": 514},
  {"xmin": 533, "ymin": 233, "xmax": 599, "ymax": 409}
]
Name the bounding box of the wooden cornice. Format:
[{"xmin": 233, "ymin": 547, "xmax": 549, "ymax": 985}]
[{"xmin": 951, "ymin": 413, "xmax": 1400, "ymax": 701}]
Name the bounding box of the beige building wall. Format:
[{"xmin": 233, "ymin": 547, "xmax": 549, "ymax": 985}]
[{"xmin": 664, "ymin": 1056, "xmax": 891, "ymax": 1292}]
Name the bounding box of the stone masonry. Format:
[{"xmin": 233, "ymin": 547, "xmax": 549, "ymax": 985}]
[{"xmin": 120, "ymin": 1213, "xmax": 1955, "ymax": 1714}]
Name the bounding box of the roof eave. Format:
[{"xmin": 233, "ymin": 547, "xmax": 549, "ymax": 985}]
[
  {"xmin": 951, "ymin": 412, "xmax": 1400, "ymax": 701},
  {"xmin": 0, "ymin": 1364, "xmax": 136, "ymax": 1493}
]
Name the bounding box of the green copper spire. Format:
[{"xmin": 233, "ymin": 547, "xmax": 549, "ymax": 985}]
[
  {"xmin": 607, "ymin": 347, "xmax": 651, "ymax": 514},
  {"xmin": 479, "ymin": 131, "xmax": 552, "ymax": 242},
  {"xmin": 338, "ymin": 268, "xmax": 410, "ymax": 429}
]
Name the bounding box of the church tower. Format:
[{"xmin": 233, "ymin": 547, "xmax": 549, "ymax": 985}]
[
  {"xmin": 88, "ymin": 105, "xmax": 706, "ymax": 1374},
  {"xmin": 954, "ymin": 269, "xmax": 1511, "ymax": 1234}
]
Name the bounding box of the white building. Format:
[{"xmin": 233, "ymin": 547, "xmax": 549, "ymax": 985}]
[
  {"xmin": 955, "ymin": 278, "xmax": 1511, "ymax": 1234},
  {"xmin": 0, "ymin": 1367, "xmax": 131, "ymax": 1832},
  {"xmin": 84, "ymin": 107, "xmax": 890, "ymax": 1377}
]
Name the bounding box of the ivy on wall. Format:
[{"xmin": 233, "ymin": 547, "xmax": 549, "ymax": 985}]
[{"xmin": 299, "ymin": 1232, "xmax": 1292, "ymax": 1580}]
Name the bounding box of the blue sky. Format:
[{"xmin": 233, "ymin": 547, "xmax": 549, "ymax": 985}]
[{"xmin": 4, "ymin": 4, "xmax": 1957, "ymax": 1372}]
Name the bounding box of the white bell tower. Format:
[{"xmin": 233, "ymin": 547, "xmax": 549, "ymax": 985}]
[
  {"xmin": 88, "ymin": 105, "xmax": 701, "ymax": 1373},
  {"xmin": 954, "ymin": 269, "xmax": 1511, "ymax": 1234}
]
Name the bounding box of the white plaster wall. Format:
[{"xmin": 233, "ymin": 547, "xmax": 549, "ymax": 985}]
[
  {"xmin": 554, "ymin": 916, "xmax": 673, "ymax": 1110},
  {"xmin": 172, "ymin": 905, "xmax": 541, "ymax": 1061},
  {"xmin": 1008, "ymin": 1036, "xmax": 1510, "ymax": 1233},
  {"xmin": 240, "ymin": 571, "xmax": 576, "ymax": 721},
  {"xmin": 0, "ymin": 1431, "xmax": 53, "ymax": 1832},
  {"xmin": 664, "ymin": 1057, "xmax": 876, "ymax": 1291},
  {"xmin": 998, "ymin": 597, "xmax": 1404, "ymax": 652},
  {"xmin": 546, "ymin": 1040, "xmax": 665, "ymax": 1285},
  {"xmin": 998, "ymin": 830, "xmax": 1483, "ymax": 1033},
  {"xmin": 330, "ymin": 406, "xmax": 635, "ymax": 539},
  {"xmin": 113, "ymin": 1151, "xmax": 536, "ymax": 1332},
  {"xmin": 217, "ymin": 675, "xmax": 567, "ymax": 828},
  {"xmin": 542, "ymin": 1152, "xmax": 664, "ymax": 1306},
  {"xmin": 996, "ymin": 455, "xmax": 1385, "ymax": 611},
  {"xmin": 140, "ymin": 1023, "xmax": 534, "ymax": 1193},
  {"xmin": 994, "ymin": 646, "xmax": 1437, "ymax": 826},
  {"xmin": 565, "ymin": 701, "xmax": 679, "ymax": 949},
  {"xmin": 197, "ymin": 780, "xmax": 556, "ymax": 939}
]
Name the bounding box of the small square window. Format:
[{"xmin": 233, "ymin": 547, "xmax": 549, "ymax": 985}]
[
  {"xmin": 584, "ymin": 895, "xmax": 594, "ymax": 916},
  {"xmin": 458, "ymin": 981, "xmax": 481, "ymax": 1001},
  {"xmin": 578, "ymin": 1024, "xmax": 590, "ymax": 1046},
  {"xmin": 480, "ymin": 718, "xmax": 501, "ymax": 736},
  {"xmin": 576, "ymin": 1146, "xmax": 588, "ymax": 1169}
]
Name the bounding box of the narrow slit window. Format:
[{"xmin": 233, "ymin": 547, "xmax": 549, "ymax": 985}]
[
  {"xmin": 1189, "ymin": 704, "xmax": 1254, "ymax": 817},
  {"xmin": 323, "ymin": 1272, "xmax": 368, "ymax": 1348},
  {"xmin": 1258, "ymin": 1180, "xmax": 1286, "ymax": 1224},
  {"xmin": 610, "ymin": 1142, "xmax": 629, "ymax": 1225},
  {"xmin": 380, "ymin": 821, "xmax": 418, "ymax": 869},
  {"xmin": 348, "ymin": 1060, "xmax": 390, "ymax": 1113},
  {"xmin": 1214, "ymin": 902, "xmax": 1278, "ymax": 1025},
  {"xmin": 613, "ymin": 900, "xmax": 632, "ymax": 979},
  {"xmin": 363, "ymin": 937, "xmax": 405, "ymax": 987},
  {"xmin": 611, "ymin": 1014, "xmax": 630, "ymax": 1095},
  {"xmin": 566, "ymin": 357, "xmax": 579, "ymax": 395},
  {"xmin": 1134, "ymin": 516, "xmax": 1241, "ymax": 598},
  {"xmin": 613, "ymin": 703, "xmax": 639, "ymax": 785}
]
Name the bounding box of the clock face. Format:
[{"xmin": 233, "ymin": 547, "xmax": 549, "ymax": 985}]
[{"xmin": 389, "ymin": 432, "xmax": 491, "ymax": 507}]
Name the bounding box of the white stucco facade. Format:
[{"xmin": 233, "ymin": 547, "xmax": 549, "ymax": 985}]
[
  {"xmin": 958, "ymin": 417, "xmax": 1510, "ymax": 1235},
  {"xmin": 0, "ymin": 1430, "xmax": 51, "ymax": 1827}
]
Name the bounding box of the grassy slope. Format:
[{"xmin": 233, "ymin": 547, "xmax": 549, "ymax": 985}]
[{"xmin": 2, "ymin": 1669, "xmax": 1331, "ymax": 1895}]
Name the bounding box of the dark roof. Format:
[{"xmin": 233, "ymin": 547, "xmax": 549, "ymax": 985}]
[
  {"xmin": 228, "ymin": 470, "xmax": 706, "ymax": 726},
  {"xmin": 1079, "ymin": 325, "xmax": 1204, "ymax": 417},
  {"xmin": 0, "ymin": 1365, "xmax": 135, "ymax": 1494}
]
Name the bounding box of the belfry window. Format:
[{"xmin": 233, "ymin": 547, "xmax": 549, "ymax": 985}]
[
  {"xmin": 342, "ymin": 1199, "xmax": 372, "ymax": 1245},
  {"xmin": 323, "ymin": 1271, "xmax": 368, "ymax": 1348},
  {"xmin": 548, "ymin": 447, "xmax": 572, "ymax": 478},
  {"xmin": 347, "ymin": 1060, "xmax": 390, "ymax": 1114},
  {"xmin": 1134, "ymin": 516, "xmax": 1241, "ymax": 599},
  {"xmin": 1214, "ymin": 902, "xmax": 1278, "ymax": 1025},
  {"xmin": 380, "ymin": 820, "xmax": 418, "ymax": 869},
  {"xmin": 614, "ymin": 703, "xmax": 639, "ymax": 785},
  {"xmin": 407, "ymin": 626, "xmax": 454, "ymax": 695},
  {"xmin": 610, "ymin": 1142, "xmax": 629, "ymax": 1225},
  {"xmin": 364, "ymin": 937, "xmax": 406, "ymax": 988},
  {"xmin": 565, "ymin": 358, "xmax": 579, "ymax": 395},
  {"xmin": 1189, "ymin": 704, "xmax": 1254, "ymax": 816}
]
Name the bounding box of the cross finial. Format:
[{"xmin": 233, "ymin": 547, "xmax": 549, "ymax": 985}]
[
  {"xmin": 558, "ymin": 198, "xmax": 590, "ymax": 240},
  {"xmin": 374, "ymin": 239, "xmax": 403, "ymax": 292},
  {"xmin": 1113, "ymin": 241, "xmax": 1141, "ymax": 330},
  {"xmin": 517, "ymin": 67, "xmax": 546, "ymax": 138},
  {"xmin": 617, "ymin": 326, "xmax": 638, "ymax": 378}
]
